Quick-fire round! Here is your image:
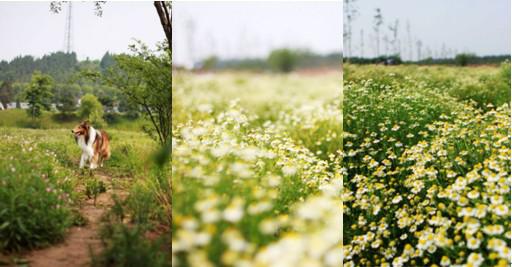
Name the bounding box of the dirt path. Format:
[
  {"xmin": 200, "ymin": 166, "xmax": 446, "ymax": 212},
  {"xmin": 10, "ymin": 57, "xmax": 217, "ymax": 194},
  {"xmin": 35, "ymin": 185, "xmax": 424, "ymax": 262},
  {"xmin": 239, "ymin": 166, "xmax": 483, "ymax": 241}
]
[{"xmin": 22, "ymin": 173, "xmax": 124, "ymax": 267}]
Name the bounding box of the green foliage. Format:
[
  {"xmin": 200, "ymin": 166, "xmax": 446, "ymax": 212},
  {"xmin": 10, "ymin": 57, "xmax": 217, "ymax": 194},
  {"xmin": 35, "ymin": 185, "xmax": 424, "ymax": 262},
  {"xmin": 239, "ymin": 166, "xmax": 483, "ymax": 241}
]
[
  {"xmin": 455, "ymin": 53, "xmax": 476, "ymax": 66},
  {"xmin": 449, "ymin": 61, "xmax": 511, "ymax": 109},
  {"xmin": 0, "ymin": 52, "xmax": 78, "ymax": 83},
  {"xmin": 267, "ymin": 48, "xmax": 298, "ymax": 73},
  {"xmin": 125, "ymin": 181, "xmax": 162, "ymax": 225},
  {"xmin": 92, "ymin": 85, "xmax": 118, "ymax": 112},
  {"xmin": 92, "ymin": 224, "xmax": 170, "ymax": 267},
  {"xmin": 78, "ymin": 93, "xmax": 106, "ymax": 127},
  {"xmin": 201, "ymin": 56, "xmax": 218, "ymax": 70},
  {"xmin": 0, "ymin": 80, "xmax": 16, "ymax": 109},
  {"xmin": 100, "ymin": 52, "xmax": 116, "ymax": 73},
  {"xmin": 54, "ymin": 83, "xmax": 80, "ymax": 113},
  {"xmin": 0, "ymin": 109, "xmax": 146, "ymax": 131},
  {"xmin": 106, "ymin": 41, "xmax": 171, "ymax": 145},
  {"xmin": 24, "ymin": 71, "xmax": 54, "ymax": 120},
  {"xmin": 0, "ymin": 130, "xmax": 75, "ymax": 251},
  {"xmin": 85, "ymin": 177, "xmax": 107, "ymax": 206},
  {"xmin": 343, "ymin": 65, "xmax": 511, "ymax": 267}
]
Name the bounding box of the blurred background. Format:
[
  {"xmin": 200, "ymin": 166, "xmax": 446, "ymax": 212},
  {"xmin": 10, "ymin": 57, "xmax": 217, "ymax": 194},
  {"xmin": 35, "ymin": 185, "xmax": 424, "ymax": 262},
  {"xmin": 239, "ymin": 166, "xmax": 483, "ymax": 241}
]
[{"xmin": 172, "ymin": 1, "xmax": 342, "ymax": 72}]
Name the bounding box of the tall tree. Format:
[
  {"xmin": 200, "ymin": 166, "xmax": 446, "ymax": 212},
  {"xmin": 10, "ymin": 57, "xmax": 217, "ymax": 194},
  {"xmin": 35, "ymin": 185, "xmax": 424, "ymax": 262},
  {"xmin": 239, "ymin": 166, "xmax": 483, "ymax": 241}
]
[
  {"xmin": 54, "ymin": 83, "xmax": 80, "ymax": 114},
  {"xmin": 25, "ymin": 71, "xmax": 54, "ymax": 120},
  {"xmin": 0, "ymin": 80, "xmax": 15, "ymax": 109},
  {"xmin": 106, "ymin": 42, "xmax": 171, "ymax": 146},
  {"xmin": 100, "ymin": 52, "xmax": 116, "ymax": 72}
]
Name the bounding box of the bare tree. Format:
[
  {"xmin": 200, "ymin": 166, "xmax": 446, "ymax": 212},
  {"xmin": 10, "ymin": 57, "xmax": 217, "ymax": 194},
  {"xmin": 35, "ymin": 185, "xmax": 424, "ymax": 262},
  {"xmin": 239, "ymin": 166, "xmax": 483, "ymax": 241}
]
[
  {"xmin": 373, "ymin": 8, "xmax": 383, "ymax": 57},
  {"xmin": 416, "ymin": 39, "xmax": 423, "ymax": 61},
  {"xmin": 388, "ymin": 19, "xmax": 399, "ymax": 56},
  {"xmin": 383, "ymin": 35, "xmax": 389, "ymax": 56},
  {"xmin": 406, "ymin": 20, "xmax": 413, "ymax": 61},
  {"xmin": 343, "ymin": 0, "xmax": 358, "ymax": 60}
]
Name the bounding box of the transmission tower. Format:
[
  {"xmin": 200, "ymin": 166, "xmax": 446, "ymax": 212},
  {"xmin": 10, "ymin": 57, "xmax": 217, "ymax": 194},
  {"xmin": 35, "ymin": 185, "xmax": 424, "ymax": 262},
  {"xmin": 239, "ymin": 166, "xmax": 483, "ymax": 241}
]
[{"xmin": 63, "ymin": 2, "xmax": 73, "ymax": 53}]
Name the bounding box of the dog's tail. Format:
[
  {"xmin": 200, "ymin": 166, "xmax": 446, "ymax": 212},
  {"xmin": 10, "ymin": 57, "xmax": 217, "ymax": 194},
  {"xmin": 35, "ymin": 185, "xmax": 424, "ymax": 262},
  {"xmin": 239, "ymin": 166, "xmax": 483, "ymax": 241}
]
[{"xmin": 101, "ymin": 130, "xmax": 111, "ymax": 160}]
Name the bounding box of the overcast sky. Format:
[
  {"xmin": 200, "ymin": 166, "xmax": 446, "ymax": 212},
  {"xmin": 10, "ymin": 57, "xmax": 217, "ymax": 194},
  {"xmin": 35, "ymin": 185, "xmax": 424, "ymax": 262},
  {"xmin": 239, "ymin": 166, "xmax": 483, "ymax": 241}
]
[
  {"xmin": 0, "ymin": 2, "xmax": 163, "ymax": 62},
  {"xmin": 0, "ymin": 1, "xmax": 509, "ymax": 63},
  {"xmin": 348, "ymin": 0, "xmax": 511, "ymax": 60},
  {"xmin": 172, "ymin": 1, "xmax": 343, "ymax": 67}
]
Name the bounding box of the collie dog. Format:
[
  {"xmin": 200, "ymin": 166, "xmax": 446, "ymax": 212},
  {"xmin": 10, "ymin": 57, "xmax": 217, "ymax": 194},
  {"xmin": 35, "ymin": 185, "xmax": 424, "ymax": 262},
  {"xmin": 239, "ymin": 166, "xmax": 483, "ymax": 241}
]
[{"xmin": 71, "ymin": 121, "xmax": 111, "ymax": 169}]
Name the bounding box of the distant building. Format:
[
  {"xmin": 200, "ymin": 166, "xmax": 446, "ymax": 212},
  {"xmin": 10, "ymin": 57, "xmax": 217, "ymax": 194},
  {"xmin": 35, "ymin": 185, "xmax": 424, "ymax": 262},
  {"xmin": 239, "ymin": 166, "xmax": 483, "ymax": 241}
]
[{"xmin": 3, "ymin": 102, "xmax": 30, "ymax": 110}]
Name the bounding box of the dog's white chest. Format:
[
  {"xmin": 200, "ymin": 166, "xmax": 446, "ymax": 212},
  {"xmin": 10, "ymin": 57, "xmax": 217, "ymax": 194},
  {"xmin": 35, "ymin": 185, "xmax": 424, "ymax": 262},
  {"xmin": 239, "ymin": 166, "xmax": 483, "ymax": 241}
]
[{"xmin": 77, "ymin": 136, "xmax": 88, "ymax": 151}]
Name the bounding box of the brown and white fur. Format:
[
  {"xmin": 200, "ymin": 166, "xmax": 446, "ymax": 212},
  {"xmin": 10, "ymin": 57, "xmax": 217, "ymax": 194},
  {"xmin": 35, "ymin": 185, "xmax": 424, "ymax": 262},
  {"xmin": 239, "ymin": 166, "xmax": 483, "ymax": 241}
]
[{"xmin": 72, "ymin": 121, "xmax": 111, "ymax": 169}]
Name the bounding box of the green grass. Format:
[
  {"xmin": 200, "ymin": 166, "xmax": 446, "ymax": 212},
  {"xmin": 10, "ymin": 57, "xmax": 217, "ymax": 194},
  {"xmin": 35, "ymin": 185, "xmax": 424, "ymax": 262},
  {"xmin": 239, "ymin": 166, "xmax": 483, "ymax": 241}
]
[
  {"xmin": 0, "ymin": 126, "xmax": 170, "ymax": 264},
  {"xmin": 0, "ymin": 109, "xmax": 148, "ymax": 131}
]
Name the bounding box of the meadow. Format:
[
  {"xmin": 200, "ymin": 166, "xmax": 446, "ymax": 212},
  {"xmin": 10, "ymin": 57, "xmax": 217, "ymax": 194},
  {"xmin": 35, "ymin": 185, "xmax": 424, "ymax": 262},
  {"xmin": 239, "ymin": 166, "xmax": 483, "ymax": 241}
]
[
  {"xmin": 0, "ymin": 119, "xmax": 171, "ymax": 265},
  {"xmin": 171, "ymin": 71, "xmax": 342, "ymax": 266},
  {"xmin": 343, "ymin": 63, "xmax": 511, "ymax": 267}
]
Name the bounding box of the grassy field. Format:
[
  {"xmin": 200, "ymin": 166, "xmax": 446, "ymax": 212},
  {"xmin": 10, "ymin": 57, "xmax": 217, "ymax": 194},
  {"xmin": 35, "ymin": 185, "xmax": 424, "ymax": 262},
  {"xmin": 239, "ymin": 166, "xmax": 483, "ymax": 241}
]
[
  {"xmin": 1, "ymin": 63, "xmax": 509, "ymax": 266},
  {"xmin": 172, "ymin": 71, "xmax": 342, "ymax": 266},
  {"xmin": 0, "ymin": 122, "xmax": 171, "ymax": 265},
  {"xmin": 343, "ymin": 63, "xmax": 511, "ymax": 267},
  {"xmin": 0, "ymin": 109, "xmax": 147, "ymax": 131}
]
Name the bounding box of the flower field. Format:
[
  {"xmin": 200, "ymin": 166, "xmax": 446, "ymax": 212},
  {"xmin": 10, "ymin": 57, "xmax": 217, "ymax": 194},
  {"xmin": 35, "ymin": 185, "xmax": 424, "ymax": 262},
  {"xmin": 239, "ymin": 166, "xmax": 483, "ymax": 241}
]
[
  {"xmin": 171, "ymin": 71, "xmax": 343, "ymax": 266},
  {"xmin": 343, "ymin": 63, "xmax": 511, "ymax": 267}
]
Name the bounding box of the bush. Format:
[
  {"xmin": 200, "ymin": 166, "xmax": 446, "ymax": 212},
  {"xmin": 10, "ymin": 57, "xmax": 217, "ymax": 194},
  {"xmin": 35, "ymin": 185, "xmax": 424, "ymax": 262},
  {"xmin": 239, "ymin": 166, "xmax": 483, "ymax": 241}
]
[
  {"xmin": 92, "ymin": 224, "xmax": 170, "ymax": 267},
  {"xmin": 85, "ymin": 177, "xmax": 107, "ymax": 206},
  {"xmin": 455, "ymin": 53, "xmax": 476, "ymax": 66},
  {"xmin": 268, "ymin": 48, "xmax": 298, "ymax": 73},
  {"xmin": 0, "ymin": 135, "xmax": 74, "ymax": 251},
  {"xmin": 78, "ymin": 93, "xmax": 106, "ymax": 128}
]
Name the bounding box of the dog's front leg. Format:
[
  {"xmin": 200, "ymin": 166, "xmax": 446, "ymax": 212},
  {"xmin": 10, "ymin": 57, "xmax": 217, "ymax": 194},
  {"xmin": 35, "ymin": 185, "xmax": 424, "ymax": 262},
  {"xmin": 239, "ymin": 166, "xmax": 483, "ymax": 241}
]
[{"xmin": 79, "ymin": 153, "xmax": 87, "ymax": 168}]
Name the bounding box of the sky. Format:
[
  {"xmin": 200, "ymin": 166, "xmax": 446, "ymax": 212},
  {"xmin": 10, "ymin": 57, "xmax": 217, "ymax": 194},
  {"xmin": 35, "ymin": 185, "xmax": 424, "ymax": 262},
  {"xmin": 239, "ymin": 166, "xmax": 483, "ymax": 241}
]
[
  {"xmin": 172, "ymin": 1, "xmax": 343, "ymax": 67},
  {"xmin": 0, "ymin": 2, "xmax": 163, "ymax": 61},
  {"xmin": 347, "ymin": 0, "xmax": 511, "ymax": 60},
  {"xmin": 0, "ymin": 1, "xmax": 509, "ymax": 64}
]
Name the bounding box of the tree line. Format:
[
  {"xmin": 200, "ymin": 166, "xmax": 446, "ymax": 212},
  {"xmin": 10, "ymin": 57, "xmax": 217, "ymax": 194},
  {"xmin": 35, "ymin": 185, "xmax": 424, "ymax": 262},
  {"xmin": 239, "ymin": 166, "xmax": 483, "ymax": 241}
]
[
  {"xmin": 0, "ymin": 51, "xmax": 135, "ymax": 118},
  {"xmin": 196, "ymin": 49, "xmax": 341, "ymax": 73}
]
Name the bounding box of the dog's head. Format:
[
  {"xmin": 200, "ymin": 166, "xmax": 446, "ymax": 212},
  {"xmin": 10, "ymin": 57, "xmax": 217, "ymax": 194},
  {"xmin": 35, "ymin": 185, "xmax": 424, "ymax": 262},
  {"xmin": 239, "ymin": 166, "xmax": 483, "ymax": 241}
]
[{"xmin": 72, "ymin": 120, "xmax": 90, "ymax": 139}]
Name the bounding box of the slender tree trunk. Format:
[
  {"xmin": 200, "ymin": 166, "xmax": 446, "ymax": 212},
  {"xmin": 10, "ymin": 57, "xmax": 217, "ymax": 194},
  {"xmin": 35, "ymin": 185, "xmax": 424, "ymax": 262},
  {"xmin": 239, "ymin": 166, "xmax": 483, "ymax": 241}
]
[{"xmin": 154, "ymin": 1, "xmax": 173, "ymax": 255}]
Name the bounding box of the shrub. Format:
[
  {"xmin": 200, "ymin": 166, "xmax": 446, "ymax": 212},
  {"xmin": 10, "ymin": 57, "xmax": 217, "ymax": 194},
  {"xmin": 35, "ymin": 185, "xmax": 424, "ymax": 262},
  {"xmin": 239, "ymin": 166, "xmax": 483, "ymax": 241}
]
[
  {"xmin": 85, "ymin": 177, "xmax": 107, "ymax": 206},
  {"xmin": 78, "ymin": 93, "xmax": 106, "ymax": 127},
  {"xmin": 0, "ymin": 134, "xmax": 74, "ymax": 251},
  {"xmin": 92, "ymin": 224, "xmax": 170, "ymax": 267},
  {"xmin": 268, "ymin": 48, "xmax": 298, "ymax": 73},
  {"xmin": 455, "ymin": 53, "xmax": 476, "ymax": 66}
]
